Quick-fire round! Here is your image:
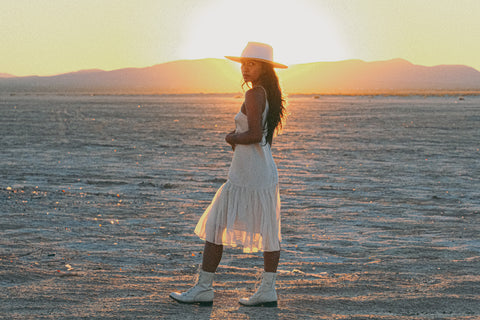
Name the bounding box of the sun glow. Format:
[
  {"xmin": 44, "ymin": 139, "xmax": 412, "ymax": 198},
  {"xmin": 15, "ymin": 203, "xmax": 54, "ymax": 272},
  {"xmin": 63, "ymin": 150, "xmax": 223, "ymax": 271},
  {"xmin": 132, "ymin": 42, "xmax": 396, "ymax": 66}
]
[
  {"xmin": 180, "ymin": 0, "xmax": 349, "ymax": 66},
  {"xmin": 2, "ymin": 0, "xmax": 478, "ymax": 77}
]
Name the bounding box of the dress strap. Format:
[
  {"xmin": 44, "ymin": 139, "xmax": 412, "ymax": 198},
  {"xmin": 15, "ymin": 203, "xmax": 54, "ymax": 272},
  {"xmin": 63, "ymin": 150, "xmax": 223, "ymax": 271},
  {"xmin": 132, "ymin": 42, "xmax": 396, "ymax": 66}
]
[
  {"xmin": 254, "ymin": 86, "xmax": 268, "ymax": 112},
  {"xmin": 256, "ymin": 85, "xmax": 267, "ymax": 97},
  {"xmin": 254, "ymin": 86, "xmax": 269, "ymax": 134}
]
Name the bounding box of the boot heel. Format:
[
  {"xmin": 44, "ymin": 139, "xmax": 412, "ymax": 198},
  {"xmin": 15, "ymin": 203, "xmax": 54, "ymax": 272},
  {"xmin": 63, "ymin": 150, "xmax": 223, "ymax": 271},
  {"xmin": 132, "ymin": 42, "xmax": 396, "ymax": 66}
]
[{"xmin": 261, "ymin": 301, "xmax": 277, "ymax": 307}]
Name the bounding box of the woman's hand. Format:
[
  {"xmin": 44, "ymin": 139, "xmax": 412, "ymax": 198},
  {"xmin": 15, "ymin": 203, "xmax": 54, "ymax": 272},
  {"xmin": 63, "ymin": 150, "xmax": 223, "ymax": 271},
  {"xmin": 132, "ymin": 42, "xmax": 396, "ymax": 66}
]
[{"xmin": 225, "ymin": 131, "xmax": 236, "ymax": 151}]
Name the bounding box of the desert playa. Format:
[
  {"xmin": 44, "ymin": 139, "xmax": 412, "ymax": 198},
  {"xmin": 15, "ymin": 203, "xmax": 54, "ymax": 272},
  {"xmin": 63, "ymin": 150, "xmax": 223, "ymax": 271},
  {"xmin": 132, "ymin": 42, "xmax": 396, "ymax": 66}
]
[{"xmin": 1, "ymin": 94, "xmax": 479, "ymax": 319}]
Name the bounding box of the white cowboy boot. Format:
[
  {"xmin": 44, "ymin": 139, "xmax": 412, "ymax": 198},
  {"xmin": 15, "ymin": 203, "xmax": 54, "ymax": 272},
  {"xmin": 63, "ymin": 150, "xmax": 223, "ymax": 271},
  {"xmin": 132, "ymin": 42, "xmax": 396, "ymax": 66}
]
[
  {"xmin": 170, "ymin": 270, "xmax": 214, "ymax": 306},
  {"xmin": 239, "ymin": 272, "xmax": 278, "ymax": 307}
]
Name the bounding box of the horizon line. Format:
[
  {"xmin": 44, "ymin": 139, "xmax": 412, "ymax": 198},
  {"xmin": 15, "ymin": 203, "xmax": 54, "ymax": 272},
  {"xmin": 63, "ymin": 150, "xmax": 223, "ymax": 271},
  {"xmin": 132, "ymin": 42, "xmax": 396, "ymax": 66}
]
[
  {"xmin": 2, "ymin": 90, "xmax": 480, "ymax": 97},
  {"xmin": 2, "ymin": 57, "xmax": 479, "ymax": 78}
]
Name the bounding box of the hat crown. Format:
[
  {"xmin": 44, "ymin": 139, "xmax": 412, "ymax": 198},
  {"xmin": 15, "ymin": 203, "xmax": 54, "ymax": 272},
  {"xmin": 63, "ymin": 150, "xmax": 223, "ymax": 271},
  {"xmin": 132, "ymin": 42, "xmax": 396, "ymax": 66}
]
[
  {"xmin": 225, "ymin": 42, "xmax": 287, "ymax": 68},
  {"xmin": 241, "ymin": 42, "xmax": 274, "ymax": 62}
]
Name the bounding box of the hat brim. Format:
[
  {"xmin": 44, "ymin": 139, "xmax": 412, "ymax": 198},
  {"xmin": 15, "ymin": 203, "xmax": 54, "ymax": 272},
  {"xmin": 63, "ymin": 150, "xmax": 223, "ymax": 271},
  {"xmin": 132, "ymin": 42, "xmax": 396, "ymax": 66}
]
[{"xmin": 225, "ymin": 56, "xmax": 288, "ymax": 69}]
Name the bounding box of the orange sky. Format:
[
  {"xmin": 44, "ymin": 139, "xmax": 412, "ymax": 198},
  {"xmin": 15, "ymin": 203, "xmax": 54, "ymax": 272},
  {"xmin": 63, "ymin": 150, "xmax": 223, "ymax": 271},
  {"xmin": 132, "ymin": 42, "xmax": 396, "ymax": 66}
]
[{"xmin": 1, "ymin": 0, "xmax": 479, "ymax": 76}]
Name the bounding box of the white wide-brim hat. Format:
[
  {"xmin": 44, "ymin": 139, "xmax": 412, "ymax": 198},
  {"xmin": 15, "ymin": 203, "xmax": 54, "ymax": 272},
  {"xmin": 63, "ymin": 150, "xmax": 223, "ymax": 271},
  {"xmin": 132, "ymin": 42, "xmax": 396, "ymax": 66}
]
[{"xmin": 225, "ymin": 42, "xmax": 288, "ymax": 69}]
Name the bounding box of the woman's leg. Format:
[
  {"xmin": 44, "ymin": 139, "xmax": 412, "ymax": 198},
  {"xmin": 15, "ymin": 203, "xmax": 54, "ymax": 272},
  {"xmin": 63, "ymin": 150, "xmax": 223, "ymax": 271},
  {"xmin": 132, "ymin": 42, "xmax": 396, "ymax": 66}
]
[
  {"xmin": 170, "ymin": 241, "xmax": 220, "ymax": 304},
  {"xmin": 201, "ymin": 241, "xmax": 223, "ymax": 273},
  {"xmin": 263, "ymin": 250, "xmax": 280, "ymax": 273}
]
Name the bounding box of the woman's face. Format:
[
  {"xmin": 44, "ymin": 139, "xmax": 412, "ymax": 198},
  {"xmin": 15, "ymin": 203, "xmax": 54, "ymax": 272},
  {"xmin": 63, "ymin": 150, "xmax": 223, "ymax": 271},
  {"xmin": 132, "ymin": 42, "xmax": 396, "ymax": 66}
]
[{"xmin": 241, "ymin": 59, "xmax": 263, "ymax": 84}]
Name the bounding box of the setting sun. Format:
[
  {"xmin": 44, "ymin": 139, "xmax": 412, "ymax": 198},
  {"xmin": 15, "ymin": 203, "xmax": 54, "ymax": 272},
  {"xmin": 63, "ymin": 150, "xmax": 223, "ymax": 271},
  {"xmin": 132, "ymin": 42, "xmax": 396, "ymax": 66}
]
[{"xmin": 180, "ymin": 0, "xmax": 349, "ymax": 66}]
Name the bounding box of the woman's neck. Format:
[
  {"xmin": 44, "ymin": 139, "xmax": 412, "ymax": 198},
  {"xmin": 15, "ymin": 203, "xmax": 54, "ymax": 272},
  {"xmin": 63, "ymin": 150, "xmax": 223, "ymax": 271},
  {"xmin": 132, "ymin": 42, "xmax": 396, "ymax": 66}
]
[{"xmin": 251, "ymin": 80, "xmax": 264, "ymax": 88}]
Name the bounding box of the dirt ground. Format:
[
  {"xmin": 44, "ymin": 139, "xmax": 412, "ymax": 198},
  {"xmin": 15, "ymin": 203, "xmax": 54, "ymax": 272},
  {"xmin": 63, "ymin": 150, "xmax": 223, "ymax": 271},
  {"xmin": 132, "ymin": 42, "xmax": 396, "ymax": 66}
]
[
  {"xmin": 1, "ymin": 185, "xmax": 479, "ymax": 319},
  {"xmin": 1, "ymin": 94, "xmax": 479, "ymax": 319}
]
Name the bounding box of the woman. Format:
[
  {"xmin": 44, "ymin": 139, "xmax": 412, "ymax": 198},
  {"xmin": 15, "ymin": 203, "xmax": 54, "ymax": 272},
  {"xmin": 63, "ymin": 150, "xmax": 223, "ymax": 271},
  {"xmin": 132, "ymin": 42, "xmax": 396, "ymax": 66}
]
[{"xmin": 170, "ymin": 42, "xmax": 287, "ymax": 307}]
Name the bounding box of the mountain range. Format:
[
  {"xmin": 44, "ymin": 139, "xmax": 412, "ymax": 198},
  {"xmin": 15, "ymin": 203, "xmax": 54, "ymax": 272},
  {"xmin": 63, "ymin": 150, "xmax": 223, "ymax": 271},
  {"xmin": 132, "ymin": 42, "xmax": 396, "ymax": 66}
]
[{"xmin": 1, "ymin": 58, "xmax": 480, "ymax": 94}]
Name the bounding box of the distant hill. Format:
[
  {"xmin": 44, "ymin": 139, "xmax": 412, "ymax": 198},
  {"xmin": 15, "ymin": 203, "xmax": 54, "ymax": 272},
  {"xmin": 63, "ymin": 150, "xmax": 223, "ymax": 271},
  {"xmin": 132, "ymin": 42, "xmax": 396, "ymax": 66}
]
[
  {"xmin": 0, "ymin": 59, "xmax": 241, "ymax": 94},
  {"xmin": 1, "ymin": 58, "xmax": 480, "ymax": 94},
  {"xmin": 0, "ymin": 73, "xmax": 16, "ymax": 78},
  {"xmin": 280, "ymin": 59, "xmax": 480, "ymax": 94}
]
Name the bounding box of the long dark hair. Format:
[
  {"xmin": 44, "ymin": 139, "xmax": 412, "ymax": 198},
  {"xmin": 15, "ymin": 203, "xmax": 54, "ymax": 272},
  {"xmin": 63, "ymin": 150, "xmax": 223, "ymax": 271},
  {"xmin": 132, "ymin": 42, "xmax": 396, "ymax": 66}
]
[{"xmin": 242, "ymin": 62, "xmax": 287, "ymax": 145}]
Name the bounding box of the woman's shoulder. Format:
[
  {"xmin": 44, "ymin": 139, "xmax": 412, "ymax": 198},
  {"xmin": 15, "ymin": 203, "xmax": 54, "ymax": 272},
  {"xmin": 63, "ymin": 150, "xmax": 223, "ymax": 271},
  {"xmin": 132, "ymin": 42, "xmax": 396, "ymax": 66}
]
[
  {"xmin": 247, "ymin": 86, "xmax": 267, "ymax": 95},
  {"xmin": 245, "ymin": 86, "xmax": 267, "ymax": 103}
]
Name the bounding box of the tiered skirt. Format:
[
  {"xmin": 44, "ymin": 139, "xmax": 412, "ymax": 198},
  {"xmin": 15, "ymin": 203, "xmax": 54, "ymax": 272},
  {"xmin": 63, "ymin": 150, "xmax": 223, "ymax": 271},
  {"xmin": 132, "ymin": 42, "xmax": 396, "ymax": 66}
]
[{"xmin": 194, "ymin": 180, "xmax": 281, "ymax": 253}]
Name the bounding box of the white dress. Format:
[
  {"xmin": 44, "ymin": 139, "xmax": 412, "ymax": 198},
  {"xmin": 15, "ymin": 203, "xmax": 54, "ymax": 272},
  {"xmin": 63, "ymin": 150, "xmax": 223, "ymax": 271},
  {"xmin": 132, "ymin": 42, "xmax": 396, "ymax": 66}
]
[{"xmin": 194, "ymin": 91, "xmax": 281, "ymax": 253}]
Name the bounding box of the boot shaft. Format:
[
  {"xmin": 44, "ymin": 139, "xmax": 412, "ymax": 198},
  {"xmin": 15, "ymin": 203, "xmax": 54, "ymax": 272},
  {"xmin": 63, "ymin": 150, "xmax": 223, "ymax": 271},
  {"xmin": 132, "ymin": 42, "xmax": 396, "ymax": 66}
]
[
  {"xmin": 197, "ymin": 270, "xmax": 215, "ymax": 290},
  {"xmin": 258, "ymin": 272, "xmax": 276, "ymax": 291}
]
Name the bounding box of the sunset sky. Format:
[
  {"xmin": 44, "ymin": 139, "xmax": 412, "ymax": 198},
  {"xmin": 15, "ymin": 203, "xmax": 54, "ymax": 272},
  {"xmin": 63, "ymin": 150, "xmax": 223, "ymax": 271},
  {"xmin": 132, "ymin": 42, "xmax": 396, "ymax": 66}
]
[{"xmin": 1, "ymin": 0, "xmax": 479, "ymax": 77}]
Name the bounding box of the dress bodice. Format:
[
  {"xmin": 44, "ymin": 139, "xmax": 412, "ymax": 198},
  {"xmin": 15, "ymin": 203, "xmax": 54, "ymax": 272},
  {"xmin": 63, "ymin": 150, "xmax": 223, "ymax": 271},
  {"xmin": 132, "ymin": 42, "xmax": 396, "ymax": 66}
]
[
  {"xmin": 234, "ymin": 100, "xmax": 269, "ymax": 145},
  {"xmin": 228, "ymin": 91, "xmax": 277, "ymax": 188}
]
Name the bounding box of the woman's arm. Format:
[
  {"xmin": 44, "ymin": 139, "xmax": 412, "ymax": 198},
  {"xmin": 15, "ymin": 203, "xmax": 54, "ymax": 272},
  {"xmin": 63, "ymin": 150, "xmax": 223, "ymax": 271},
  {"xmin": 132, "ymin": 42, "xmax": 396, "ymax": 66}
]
[{"xmin": 225, "ymin": 87, "xmax": 265, "ymax": 148}]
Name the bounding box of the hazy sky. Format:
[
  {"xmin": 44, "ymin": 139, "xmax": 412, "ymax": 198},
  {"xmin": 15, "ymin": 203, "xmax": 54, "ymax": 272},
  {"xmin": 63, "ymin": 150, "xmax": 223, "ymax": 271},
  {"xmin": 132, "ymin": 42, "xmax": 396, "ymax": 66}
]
[{"xmin": 2, "ymin": 0, "xmax": 479, "ymax": 76}]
